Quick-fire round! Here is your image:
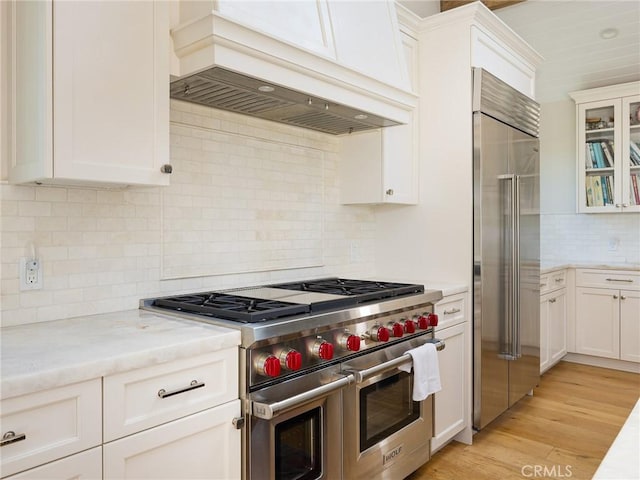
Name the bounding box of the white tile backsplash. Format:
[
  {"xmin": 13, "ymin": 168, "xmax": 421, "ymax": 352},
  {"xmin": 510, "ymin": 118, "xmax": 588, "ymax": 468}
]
[
  {"xmin": 541, "ymin": 213, "xmax": 640, "ymax": 267},
  {"xmin": 0, "ymin": 101, "xmax": 376, "ymax": 327}
]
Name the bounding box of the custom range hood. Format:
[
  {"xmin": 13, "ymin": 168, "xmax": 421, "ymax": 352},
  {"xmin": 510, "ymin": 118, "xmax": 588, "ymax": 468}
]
[{"xmin": 170, "ymin": 1, "xmax": 417, "ymax": 135}]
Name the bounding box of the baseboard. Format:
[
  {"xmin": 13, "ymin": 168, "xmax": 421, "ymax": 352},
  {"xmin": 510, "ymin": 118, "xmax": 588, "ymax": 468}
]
[{"xmin": 562, "ymin": 353, "xmax": 640, "ymax": 374}]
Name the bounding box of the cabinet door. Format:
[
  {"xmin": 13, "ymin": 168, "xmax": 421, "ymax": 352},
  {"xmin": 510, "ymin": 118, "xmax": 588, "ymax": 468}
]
[
  {"xmin": 52, "ymin": 1, "xmax": 169, "ymax": 186},
  {"xmin": 432, "ymin": 322, "xmax": 466, "ymax": 452},
  {"xmin": 0, "ymin": 379, "xmax": 101, "ymax": 478},
  {"xmin": 575, "ymin": 287, "xmax": 620, "ymax": 359},
  {"xmin": 6, "ymin": 447, "xmax": 101, "ymax": 480},
  {"xmin": 576, "ymin": 99, "xmax": 621, "ymax": 213},
  {"xmin": 539, "ymin": 297, "xmax": 550, "ymax": 373},
  {"xmin": 104, "ymin": 400, "xmax": 241, "ymax": 480},
  {"xmin": 622, "ymin": 94, "xmax": 640, "ymax": 211},
  {"xmin": 548, "ymin": 290, "xmax": 567, "ymax": 366},
  {"xmin": 619, "ymin": 289, "xmax": 640, "ymax": 362}
]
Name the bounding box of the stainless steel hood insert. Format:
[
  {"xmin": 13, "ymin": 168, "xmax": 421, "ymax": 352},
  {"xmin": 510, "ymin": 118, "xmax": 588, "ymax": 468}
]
[{"xmin": 170, "ymin": 67, "xmax": 401, "ymax": 135}]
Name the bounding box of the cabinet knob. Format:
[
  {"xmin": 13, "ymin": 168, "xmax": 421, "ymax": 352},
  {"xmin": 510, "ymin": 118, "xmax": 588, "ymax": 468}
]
[
  {"xmin": 623, "ymin": 203, "xmax": 629, "ymax": 208},
  {"xmin": 621, "ymin": 295, "xmax": 626, "ymax": 300},
  {"xmin": 160, "ymin": 164, "xmax": 173, "ymax": 174},
  {"xmin": 385, "ymin": 189, "xmax": 394, "ymax": 196},
  {"xmin": 613, "ymin": 294, "xmax": 618, "ymax": 299}
]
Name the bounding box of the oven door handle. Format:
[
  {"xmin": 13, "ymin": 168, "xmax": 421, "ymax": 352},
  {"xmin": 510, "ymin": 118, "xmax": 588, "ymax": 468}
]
[
  {"xmin": 346, "ymin": 339, "xmax": 445, "ymax": 384},
  {"xmin": 252, "ymin": 374, "xmax": 355, "ymax": 420}
]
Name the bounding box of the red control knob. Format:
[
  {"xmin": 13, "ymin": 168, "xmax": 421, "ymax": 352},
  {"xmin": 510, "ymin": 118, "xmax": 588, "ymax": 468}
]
[
  {"xmin": 280, "ymin": 349, "xmax": 302, "ymax": 371},
  {"xmin": 418, "ymin": 313, "xmax": 439, "ymax": 329},
  {"xmin": 340, "ymin": 333, "xmax": 361, "ymax": 352},
  {"xmin": 390, "ymin": 322, "xmax": 404, "ymax": 338},
  {"xmin": 313, "ymin": 340, "xmax": 334, "ymax": 360},
  {"xmin": 370, "ymin": 326, "xmax": 390, "ymax": 342},
  {"xmin": 258, "ymin": 355, "xmax": 281, "ymax": 377},
  {"xmin": 403, "ymin": 319, "xmax": 416, "ymax": 334}
]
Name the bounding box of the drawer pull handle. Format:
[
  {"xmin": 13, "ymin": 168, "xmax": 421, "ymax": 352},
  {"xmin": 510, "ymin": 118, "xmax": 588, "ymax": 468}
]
[
  {"xmin": 444, "ymin": 308, "xmax": 461, "ymax": 315},
  {"xmin": 549, "ymin": 298, "xmax": 557, "ymax": 303},
  {"xmin": 555, "ymin": 278, "xmax": 563, "ymax": 283},
  {"xmin": 606, "ymin": 278, "xmax": 633, "ymax": 283},
  {"xmin": 158, "ymin": 380, "xmax": 205, "ymax": 399},
  {"xmin": 1, "ymin": 431, "xmax": 26, "ymax": 447}
]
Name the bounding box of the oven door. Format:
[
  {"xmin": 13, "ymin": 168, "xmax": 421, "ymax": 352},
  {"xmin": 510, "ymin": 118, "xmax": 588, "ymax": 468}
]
[
  {"xmin": 342, "ymin": 339, "xmax": 440, "ymax": 480},
  {"xmin": 248, "ymin": 366, "xmax": 352, "ymax": 480}
]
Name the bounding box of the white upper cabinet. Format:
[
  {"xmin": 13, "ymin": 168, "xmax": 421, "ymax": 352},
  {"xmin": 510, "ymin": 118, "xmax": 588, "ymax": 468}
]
[
  {"xmin": 339, "ymin": 20, "xmax": 419, "ymax": 205},
  {"xmin": 9, "ymin": 1, "xmax": 170, "ymax": 187},
  {"xmin": 570, "ymin": 82, "xmax": 640, "ymax": 213}
]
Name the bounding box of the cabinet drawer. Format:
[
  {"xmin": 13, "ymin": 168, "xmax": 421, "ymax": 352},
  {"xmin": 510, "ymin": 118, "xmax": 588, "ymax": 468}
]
[
  {"xmin": 5, "ymin": 447, "xmax": 102, "ymax": 480},
  {"xmin": 540, "ymin": 270, "xmax": 566, "ymax": 294},
  {"xmin": 0, "ymin": 379, "xmax": 101, "ymax": 478},
  {"xmin": 576, "ymin": 269, "xmax": 640, "ymax": 290},
  {"xmin": 103, "ymin": 349, "xmax": 238, "ymax": 442},
  {"xmin": 435, "ymin": 293, "xmax": 466, "ymax": 330}
]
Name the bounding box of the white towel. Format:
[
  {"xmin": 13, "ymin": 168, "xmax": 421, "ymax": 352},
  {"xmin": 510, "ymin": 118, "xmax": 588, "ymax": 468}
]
[{"xmin": 398, "ymin": 342, "xmax": 442, "ymax": 401}]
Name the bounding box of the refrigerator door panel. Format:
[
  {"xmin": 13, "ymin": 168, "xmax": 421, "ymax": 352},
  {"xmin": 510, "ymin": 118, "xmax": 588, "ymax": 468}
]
[
  {"xmin": 473, "ymin": 112, "xmax": 511, "ymax": 429},
  {"xmin": 508, "ymin": 127, "xmax": 541, "ymax": 407}
]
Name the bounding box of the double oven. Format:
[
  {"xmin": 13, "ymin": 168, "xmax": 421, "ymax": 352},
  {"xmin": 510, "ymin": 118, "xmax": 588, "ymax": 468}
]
[{"xmin": 143, "ymin": 278, "xmax": 444, "ymax": 480}]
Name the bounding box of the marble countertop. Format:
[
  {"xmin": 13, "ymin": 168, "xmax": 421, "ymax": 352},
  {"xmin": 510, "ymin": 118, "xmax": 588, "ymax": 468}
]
[
  {"xmin": 1, "ymin": 309, "xmax": 241, "ymax": 400},
  {"xmin": 593, "ymin": 398, "xmax": 640, "ymax": 480},
  {"xmin": 542, "ymin": 263, "xmax": 640, "ymax": 274}
]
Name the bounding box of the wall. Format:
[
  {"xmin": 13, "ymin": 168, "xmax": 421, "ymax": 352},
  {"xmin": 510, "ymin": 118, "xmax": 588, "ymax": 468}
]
[
  {"xmin": 0, "ymin": 101, "xmax": 377, "ymax": 327},
  {"xmin": 539, "ymin": 100, "xmax": 640, "ymax": 267}
]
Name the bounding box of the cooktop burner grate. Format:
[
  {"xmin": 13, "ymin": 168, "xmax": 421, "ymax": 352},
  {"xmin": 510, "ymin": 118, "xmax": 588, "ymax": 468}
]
[
  {"xmin": 271, "ymin": 278, "xmax": 424, "ymax": 301},
  {"xmin": 153, "ymin": 293, "xmax": 310, "ymax": 323}
]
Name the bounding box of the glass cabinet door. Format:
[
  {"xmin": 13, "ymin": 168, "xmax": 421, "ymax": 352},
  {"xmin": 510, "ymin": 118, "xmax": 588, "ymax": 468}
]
[
  {"xmin": 577, "ymin": 99, "xmax": 620, "ymax": 212},
  {"xmin": 623, "ymin": 95, "xmax": 640, "ymax": 212}
]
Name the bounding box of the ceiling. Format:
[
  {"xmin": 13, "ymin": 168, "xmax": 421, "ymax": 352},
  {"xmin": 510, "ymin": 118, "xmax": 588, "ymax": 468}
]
[{"xmin": 400, "ymin": 0, "xmax": 640, "ymax": 103}]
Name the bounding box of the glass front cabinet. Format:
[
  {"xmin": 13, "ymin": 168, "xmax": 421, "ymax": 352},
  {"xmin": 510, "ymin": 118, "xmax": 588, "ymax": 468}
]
[{"xmin": 570, "ymin": 82, "xmax": 640, "ymax": 213}]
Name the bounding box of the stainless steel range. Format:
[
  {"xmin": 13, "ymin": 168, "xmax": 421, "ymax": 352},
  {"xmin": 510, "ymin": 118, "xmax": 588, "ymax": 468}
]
[{"xmin": 142, "ymin": 278, "xmax": 444, "ymax": 480}]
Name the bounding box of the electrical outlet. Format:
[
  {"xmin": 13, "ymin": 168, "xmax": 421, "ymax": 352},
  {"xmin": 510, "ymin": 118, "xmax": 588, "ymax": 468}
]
[{"xmin": 20, "ymin": 257, "xmax": 43, "ymax": 291}]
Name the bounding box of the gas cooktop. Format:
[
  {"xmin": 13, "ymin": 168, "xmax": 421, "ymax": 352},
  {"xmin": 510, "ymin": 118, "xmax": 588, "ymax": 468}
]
[{"xmin": 150, "ymin": 278, "xmax": 424, "ymax": 323}]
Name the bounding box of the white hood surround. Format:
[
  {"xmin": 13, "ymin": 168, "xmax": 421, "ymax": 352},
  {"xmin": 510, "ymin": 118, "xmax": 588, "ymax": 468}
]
[{"xmin": 170, "ymin": 1, "xmax": 417, "ymax": 134}]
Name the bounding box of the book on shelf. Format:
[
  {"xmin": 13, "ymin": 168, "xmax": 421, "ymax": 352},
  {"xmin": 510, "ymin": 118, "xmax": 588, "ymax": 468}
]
[
  {"xmin": 586, "ymin": 139, "xmax": 612, "ymax": 168},
  {"xmin": 592, "ymin": 176, "xmax": 605, "ymax": 206},
  {"xmin": 585, "ymin": 176, "xmax": 595, "ymax": 206},
  {"xmin": 632, "ymin": 174, "xmax": 640, "ymax": 205},
  {"xmin": 630, "ymin": 141, "xmax": 640, "ymax": 166},
  {"xmin": 600, "ymin": 141, "xmax": 614, "ymax": 166},
  {"xmin": 586, "ymin": 143, "xmax": 594, "ymax": 168}
]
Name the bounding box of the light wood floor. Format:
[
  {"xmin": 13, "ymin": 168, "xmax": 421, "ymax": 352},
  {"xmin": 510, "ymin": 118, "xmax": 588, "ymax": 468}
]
[{"xmin": 407, "ymin": 361, "xmax": 640, "ymax": 480}]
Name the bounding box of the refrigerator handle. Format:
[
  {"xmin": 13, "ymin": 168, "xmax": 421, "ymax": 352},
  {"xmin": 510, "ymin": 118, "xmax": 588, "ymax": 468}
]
[
  {"xmin": 514, "ymin": 175, "xmax": 522, "ymax": 359},
  {"xmin": 498, "ymin": 174, "xmax": 518, "ymax": 361}
]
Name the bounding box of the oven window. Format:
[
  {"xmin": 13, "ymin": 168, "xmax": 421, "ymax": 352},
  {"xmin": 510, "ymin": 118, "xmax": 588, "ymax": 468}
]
[
  {"xmin": 275, "ymin": 407, "xmax": 322, "ymax": 480},
  {"xmin": 360, "ymin": 371, "xmax": 420, "ymax": 452}
]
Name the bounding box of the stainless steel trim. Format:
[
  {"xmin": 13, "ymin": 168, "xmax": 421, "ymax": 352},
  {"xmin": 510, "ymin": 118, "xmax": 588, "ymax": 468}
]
[
  {"xmin": 606, "ymin": 278, "xmax": 633, "ymax": 283},
  {"xmin": 472, "ymin": 68, "xmax": 540, "ymax": 138},
  {"xmin": 252, "ymin": 374, "xmax": 354, "ymax": 420},
  {"xmin": 1, "ymin": 431, "xmax": 26, "ymax": 447},
  {"xmin": 346, "ymin": 339, "xmax": 445, "ymax": 383},
  {"xmin": 142, "ymin": 289, "xmax": 443, "ymax": 348},
  {"xmin": 170, "ymin": 67, "xmax": 401, "ymax": 135},
  {"xmin": 514, "ymin": 175, "xmax": 522, "ymax": 359},
  {"xmin": 157, "ymin": 380, "xmax": 205, "ymax": 399}
]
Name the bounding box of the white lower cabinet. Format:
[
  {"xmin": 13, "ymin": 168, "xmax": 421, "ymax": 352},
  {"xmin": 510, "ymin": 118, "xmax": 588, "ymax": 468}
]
[
  {"xmin": 103, "ymin": 400, "xmax": 241, "ymax": 480},
  {"xmin": 431, "ymin": 291, "xmax": 469, "ymax": 452},
  {"xmin": 431, "ymin": 322, "xmax": 466, "ymax": 452},
  {"xmin": 5, "ymin": 448, "xmax": 102, "ymax": 480},
  {"xmin": 0, "ymin": 380, "xmax": 102, "ymax": 478},
  {"xmin": 540, "ymin": 288, "xmax": 567, "ymax": 373},
  {"xmin": 574, "ymin": 269, "xmax": 640, "ymax": 363}
]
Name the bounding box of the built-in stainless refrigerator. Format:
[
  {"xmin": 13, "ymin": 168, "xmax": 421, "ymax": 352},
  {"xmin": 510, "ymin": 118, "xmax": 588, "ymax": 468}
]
[{"xmin": 472, "ymin": 68, "xmax": 540, "ymax": 430}]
